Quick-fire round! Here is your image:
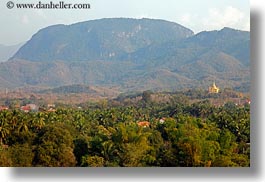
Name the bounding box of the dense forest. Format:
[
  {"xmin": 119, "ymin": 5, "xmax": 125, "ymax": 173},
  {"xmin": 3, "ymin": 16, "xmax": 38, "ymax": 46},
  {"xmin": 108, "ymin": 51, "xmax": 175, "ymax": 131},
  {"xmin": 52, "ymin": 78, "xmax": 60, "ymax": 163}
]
[{"xmin": 0, "ymin": 91, "xmax": 250, "ymax": 167}]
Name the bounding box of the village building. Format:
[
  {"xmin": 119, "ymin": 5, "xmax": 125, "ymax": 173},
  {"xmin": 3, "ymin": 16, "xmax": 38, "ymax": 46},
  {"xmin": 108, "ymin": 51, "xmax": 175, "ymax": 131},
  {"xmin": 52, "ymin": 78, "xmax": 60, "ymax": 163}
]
[
  {"xmin": 137, "ymin": 121, "xmax": 150, "ymax": 128},
  {"xmin": 47, "ymin": 108, "xmax": 56, "ymax": 112},
  {"xmin": 159, "ymin": 118, "xmax": 166, "ymax": 124},
  {"xmin": 47, "ymin": 104, "xmax": 55, "ymax": 108},
  {"xmin": 21, "ymin": 105, "xmax": 31, "ymax": 113},
  {"xmin": 0, "ymin": 106, "xmax": 9, "ymax": 111},
  {"xmin": 21, "ymin": 104, "xmax": 39, "ymax": 112}
]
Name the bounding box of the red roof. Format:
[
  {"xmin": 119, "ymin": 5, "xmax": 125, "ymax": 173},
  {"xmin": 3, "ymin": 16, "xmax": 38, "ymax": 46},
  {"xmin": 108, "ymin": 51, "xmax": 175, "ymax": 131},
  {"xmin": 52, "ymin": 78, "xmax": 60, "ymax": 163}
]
[
  {"xmin": 137, "ymin": 121, "xmax": 150, "ymax": 127},
  {"xmin": 0, "ymin": 106, "xmax": 9, "ymax": 111},
  {"xmin": 21, "ymin": 105, "xmax": 31, "ymax": 111}
]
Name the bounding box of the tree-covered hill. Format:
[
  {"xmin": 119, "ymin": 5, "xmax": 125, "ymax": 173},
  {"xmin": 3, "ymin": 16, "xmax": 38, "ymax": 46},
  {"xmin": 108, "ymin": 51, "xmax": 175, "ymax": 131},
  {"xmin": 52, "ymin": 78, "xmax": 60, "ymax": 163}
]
[
  {"xmin": 12, "ymin": 18, "xmax": 193, "ymax": 62},
  {"xmin": 0, "ymin": 18, "xmax": 250, "ymax": 92}
]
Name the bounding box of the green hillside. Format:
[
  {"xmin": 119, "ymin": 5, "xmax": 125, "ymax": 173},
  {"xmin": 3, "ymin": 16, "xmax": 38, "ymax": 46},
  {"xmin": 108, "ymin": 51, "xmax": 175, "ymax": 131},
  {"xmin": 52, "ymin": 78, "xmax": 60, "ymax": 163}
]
[{"xmin": 0, "ymin": 18, "xmax": 250, "ymax": 92}]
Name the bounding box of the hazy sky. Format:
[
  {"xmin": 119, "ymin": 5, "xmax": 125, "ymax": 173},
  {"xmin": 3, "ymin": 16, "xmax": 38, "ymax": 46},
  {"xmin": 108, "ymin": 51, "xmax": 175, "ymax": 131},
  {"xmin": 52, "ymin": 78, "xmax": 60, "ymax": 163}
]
[{"xmin": 0, "ymin": 0, "xmax": 250, "ymax": 45}]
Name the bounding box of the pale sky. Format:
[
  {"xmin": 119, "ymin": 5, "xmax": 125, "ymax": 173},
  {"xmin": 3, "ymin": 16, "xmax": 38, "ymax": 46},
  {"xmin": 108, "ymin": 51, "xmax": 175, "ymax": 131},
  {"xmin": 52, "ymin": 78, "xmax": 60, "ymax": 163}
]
[{"xmin": 0, "ymin": 0, "xmax": 250, "ymax": 45}]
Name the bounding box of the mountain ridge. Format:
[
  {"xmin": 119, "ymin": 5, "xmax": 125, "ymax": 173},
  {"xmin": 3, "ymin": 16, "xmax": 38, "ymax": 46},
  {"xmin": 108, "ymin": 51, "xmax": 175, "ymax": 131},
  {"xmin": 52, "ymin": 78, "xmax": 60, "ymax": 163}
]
[
  {"xmin": 1, "ymin": 18, "xmax": 250, "ymax": 92},
  {"xmin": 11, "ymin": 18, "xmax": 194, "ymax": 62}
]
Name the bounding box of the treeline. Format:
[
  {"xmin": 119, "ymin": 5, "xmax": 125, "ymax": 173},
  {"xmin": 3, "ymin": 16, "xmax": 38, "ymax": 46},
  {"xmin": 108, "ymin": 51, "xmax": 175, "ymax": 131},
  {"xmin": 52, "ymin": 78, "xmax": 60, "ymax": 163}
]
[{"xmin": 0, "ymin": 97, "xmax": 250, "ymax": 167}]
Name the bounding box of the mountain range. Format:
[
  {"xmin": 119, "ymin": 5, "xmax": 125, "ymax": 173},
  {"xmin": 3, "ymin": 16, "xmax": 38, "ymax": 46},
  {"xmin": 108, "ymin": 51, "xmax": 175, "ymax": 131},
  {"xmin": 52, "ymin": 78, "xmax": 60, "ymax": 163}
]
[{"xmin": 0, "ymin": 18, "xmax": 250, "ymax": 92}]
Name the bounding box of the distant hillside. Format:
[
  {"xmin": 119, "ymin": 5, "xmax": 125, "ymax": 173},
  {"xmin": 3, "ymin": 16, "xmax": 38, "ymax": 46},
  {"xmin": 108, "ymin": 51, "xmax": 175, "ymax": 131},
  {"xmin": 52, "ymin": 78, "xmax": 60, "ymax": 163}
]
[
  {"xmin": 39, "ymin": 84, "xmax": 97, "ymax": 94},
  {"xmin": 0, "ymin": 43, "xmax": 23, "ymax": 62},
  {"xmin": 126, "ymin": 27, "xmax": 250, "ymax": 67},
  {"xmin": 12, "ymin": 18, "xmax": 193, "ymax": 62},
  {"xmin": 0, "ymin": 18, "xmax": 250, "ymax": 92},
  {"xmin": 184, "ymin": 27, "xmax": 250, "ymax": 66}
]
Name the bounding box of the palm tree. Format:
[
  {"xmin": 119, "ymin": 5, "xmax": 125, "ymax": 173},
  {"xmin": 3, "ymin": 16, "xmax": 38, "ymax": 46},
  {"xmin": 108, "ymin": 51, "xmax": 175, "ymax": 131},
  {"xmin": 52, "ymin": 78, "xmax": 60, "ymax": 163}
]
[
  {"xmin": 17, "ymin": 115, "xmax": 29, "ymax": 134},
  {"xmin": 31, "ymin": 112, "xmax": 46, "ymax": 130},
  {"xmin": 0, "ymin": 112, "xmax": 10, "ymax": 145},
  {"xmin": 101, "ymin": 140, "xmax": 115, "ymax": 161}
]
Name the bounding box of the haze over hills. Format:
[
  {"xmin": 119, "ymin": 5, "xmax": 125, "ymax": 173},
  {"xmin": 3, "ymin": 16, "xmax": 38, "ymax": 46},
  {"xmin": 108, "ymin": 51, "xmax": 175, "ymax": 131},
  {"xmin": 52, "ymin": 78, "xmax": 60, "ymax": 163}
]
[
  {"xmin": 0, "ymin": 43, "xmax": 23, "ymax": 62},
  {"xmin": 12, "ymin": 18, "xmax": 193, "ymax": 62},
  {"xmin": 0, "ymin": 18, "xmax": 250, "ymax": 92}
]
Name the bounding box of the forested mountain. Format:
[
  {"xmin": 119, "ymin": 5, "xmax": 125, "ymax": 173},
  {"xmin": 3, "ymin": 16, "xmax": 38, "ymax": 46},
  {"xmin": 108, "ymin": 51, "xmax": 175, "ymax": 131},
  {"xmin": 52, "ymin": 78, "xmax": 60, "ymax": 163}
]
[
  {"xmin": 0, "ymin": 18, "xmax": 250, "ymax": 92},
  {"xmin": 12, "ymin": 18, "xmax": 193, "ymax": 62}
]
